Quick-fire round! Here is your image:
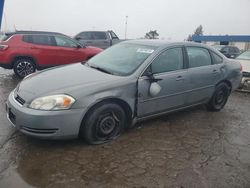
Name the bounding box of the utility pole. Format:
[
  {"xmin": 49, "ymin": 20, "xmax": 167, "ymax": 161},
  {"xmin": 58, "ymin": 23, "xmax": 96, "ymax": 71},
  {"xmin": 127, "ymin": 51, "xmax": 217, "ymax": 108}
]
[
  {"xmin": 125, "ymin": 16, "xmax": 128, "ymax": 39},
  {"xmin": 0, "ymin": 0, "xmax": 5, "ymax": 31}
]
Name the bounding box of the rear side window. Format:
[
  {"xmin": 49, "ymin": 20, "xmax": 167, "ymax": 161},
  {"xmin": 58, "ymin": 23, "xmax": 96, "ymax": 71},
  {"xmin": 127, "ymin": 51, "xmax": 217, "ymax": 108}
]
[
  {"xmin": 23, "ymin": 35, "xmax": 55, "ymax": 46},
  {"xmin": 92, "ymin": 32, "xmax": 107, "ymax": 40},
  {"xmin": 211, "ymin": 52, "xmax": 223, "ymax": 64},
  {"xmin": 187, "ymin": 47, "xmax": 212, "ymax": 68},
  {"xmin": 32, "ymin": 35, "xmax": 54, "ymax": 45},
  {"xmin": 78, "ymin": 32, "xmax": 93, "ymax": 40},
  {"xmin": 151, "ymin": 48, "xmax": 184, "ymax": 74}
]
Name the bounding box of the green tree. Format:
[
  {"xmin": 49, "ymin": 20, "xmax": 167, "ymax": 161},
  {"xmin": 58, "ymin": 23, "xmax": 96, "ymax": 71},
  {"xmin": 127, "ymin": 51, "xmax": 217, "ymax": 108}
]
[
  {"xmin": 187, "ymin": 34, "xmax": 192, "ymax": 41},
  {"xmin": 194, "ymin": 25, "xmax": 203, "ymax": 35},
  {"xmin": 186, "ymin": 25, "xmax": 204, "ymax": 41},
  {"xmin": 145, "ymin": 30, "xmax": 159, "ymax": 39}
]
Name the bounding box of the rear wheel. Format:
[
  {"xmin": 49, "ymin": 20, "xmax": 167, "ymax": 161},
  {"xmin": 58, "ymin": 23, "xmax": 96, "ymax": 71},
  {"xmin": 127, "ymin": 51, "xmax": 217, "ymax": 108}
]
[
  {"xmin": 206, "ymin": 82, "xmax": 230, "ymax": 111},
  {"xmin": 13, "ymin": 58, "xmax": 36, "ymax": 78},
  {"xmin": 80, "ymin": 102, "xmax": 126, "ymax": 144}
]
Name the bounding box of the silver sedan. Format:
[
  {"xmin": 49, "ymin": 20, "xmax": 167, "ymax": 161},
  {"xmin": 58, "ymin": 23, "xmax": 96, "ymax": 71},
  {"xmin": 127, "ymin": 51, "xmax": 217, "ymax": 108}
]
[{"xmin": 6, "ymin": 40, "xmax": 242, "ymax": 144}]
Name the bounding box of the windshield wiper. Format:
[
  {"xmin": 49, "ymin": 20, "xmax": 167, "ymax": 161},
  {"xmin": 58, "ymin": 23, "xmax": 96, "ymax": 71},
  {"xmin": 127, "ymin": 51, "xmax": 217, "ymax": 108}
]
[{"xmin": 90, "ymin": 65, "xmax": 113, "ymax": 75}]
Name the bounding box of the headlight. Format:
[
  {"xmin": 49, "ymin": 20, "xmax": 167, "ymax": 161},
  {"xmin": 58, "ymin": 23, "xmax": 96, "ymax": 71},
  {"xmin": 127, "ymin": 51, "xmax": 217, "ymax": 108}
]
[{"xmin": 29, "ymin": 94, "xmax": 75, "ymax": 110}]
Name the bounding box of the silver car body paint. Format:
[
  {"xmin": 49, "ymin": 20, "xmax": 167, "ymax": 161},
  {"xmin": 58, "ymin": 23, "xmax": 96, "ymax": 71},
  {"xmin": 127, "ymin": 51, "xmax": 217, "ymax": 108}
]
[{"xmin": 6, "ymin": 41, "xmax": 242, "ymax": 139}]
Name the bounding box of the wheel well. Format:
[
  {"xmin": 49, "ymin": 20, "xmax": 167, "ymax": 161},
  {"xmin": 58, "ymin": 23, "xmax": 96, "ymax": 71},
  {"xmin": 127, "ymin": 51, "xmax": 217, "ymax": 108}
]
[
  {"xmin": 81, "ymin": 98, "xmax": 133, "ymax": 129},
  {"xmin": 217, "ymin": 80, "xmax": 232, "ymax": 92},
  {"xmin": 12, "ymin": 56, "xmax": 36, "ymax": 67}
]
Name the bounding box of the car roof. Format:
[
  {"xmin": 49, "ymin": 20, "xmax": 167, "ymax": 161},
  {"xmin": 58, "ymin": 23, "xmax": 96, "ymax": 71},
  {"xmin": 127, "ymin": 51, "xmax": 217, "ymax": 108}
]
[
  {"xmin": 4, "ymin": 30, "xmax": 64, "ymax": 36},
  {"xmin": 122, "ymin": 40, "xmax": 210, "ymax": 48}
]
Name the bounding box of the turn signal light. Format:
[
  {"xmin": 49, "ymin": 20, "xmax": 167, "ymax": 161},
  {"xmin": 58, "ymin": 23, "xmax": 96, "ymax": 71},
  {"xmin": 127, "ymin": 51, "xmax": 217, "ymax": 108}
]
[{"xmin": 0, "ymin": 44, "xmax": 8, "ymax": 51}]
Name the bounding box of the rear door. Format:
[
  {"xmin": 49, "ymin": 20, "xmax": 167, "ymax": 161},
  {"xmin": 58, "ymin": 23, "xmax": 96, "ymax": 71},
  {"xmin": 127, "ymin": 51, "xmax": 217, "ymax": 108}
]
[
  {"xmin": 75, "ymin": 32, "xmax": 94, "ymax": 46},
  {"xmin": 137, "ymin": 47, "xmax": 189, "ymax": 117},
  {"xmin": 186, "ymin": 46, "xmax": 219, "ymax": 105},
  {"xmin": 92, "ymin": 32, "xmax": 110, "ymax": 49}
]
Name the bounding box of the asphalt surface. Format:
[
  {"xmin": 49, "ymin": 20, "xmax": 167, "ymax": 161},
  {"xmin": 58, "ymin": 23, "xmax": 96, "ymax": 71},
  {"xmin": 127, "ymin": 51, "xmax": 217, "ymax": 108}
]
[{"xmin": 0, "ymin": 67, "xmax": 250, "ymax": 188}]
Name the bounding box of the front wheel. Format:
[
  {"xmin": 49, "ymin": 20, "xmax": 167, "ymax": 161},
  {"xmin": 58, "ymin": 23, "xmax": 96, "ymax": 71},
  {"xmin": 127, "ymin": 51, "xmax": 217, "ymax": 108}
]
[
  {"xmin": 80, "ymin": 103, "xmax": 126, "ymax": 144},
  {"xmin": 13, "ymin": 58, "xmax": 36, "ymax": 78},
  {"xmin": 206, "ymin": 82, "xmax": 230, "ymax": 111}
]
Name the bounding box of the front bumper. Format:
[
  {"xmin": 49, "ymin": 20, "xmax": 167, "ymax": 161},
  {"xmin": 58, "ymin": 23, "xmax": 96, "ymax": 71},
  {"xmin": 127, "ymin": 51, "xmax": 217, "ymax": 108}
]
[{"xmin": 6, "ymin": 91, "xmax": 86, "ymax": 139}]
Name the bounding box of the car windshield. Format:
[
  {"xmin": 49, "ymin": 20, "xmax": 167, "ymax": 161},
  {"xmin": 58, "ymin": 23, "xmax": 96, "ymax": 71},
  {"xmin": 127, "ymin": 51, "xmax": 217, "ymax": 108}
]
[
  {"xmin": 236, "ymin": 51, "xmax": 250, "ymax": 60},
  {"xmin": 87, "ymin": 43, "xmax": 157, "ymax": 76}
]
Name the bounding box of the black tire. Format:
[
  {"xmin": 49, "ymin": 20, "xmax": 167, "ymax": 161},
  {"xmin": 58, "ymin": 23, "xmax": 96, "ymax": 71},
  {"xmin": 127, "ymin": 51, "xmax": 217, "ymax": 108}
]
[
  {"xmin": 13, "ymin": 58, "xmax": 36, "ymax": 78},
  {"xmin": 206, "ymin": 82, "xmax": 230, "ymax": 111},
  {"xmin": 80, "ymin": 102, "xmax": 126, "ymax": 144}
]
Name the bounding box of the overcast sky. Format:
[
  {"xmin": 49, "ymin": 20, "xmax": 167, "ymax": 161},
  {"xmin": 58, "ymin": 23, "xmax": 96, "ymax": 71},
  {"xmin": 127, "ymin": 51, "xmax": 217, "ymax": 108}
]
[{"xmin": 2, "ymin": 0, "xmax": 250, "ymax": 40}]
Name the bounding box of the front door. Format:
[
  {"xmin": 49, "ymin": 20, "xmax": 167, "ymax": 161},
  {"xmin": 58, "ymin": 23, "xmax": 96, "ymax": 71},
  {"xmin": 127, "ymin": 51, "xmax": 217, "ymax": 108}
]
[
  {"xmin": 54, "ymin": 35, "xmax": 86, "ymax": 65},
  {"xmin": 137, "ymin": 47, "xmax": 189, "ymax": 117}
]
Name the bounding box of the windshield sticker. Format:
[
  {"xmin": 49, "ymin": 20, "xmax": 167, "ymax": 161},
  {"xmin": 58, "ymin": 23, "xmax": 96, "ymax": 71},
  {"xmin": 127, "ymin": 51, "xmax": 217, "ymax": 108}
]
[{"xmin": 136, "ymin": 48, "xmax": 154, "ymax": 54}]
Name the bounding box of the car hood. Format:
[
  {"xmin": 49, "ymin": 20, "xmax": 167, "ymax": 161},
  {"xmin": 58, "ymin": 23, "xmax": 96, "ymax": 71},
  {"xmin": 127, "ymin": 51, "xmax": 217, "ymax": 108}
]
[
  {"xmin": 16, "ymin": 63, "xmax": 123, "ymax": 102},
  {"xmin": 237, "ymin": 59, "xmax": 250, "ymax": 73}
]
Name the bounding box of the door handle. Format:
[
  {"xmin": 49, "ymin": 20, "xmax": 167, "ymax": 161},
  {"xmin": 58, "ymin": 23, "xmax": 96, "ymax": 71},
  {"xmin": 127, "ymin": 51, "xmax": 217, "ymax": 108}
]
[
  {"xmin": 30, "ymin": 46, "xmax": 38, "ymax": 49},
  {"xmin": 176, "ymin": 75, "xmax": 184, "ymax": 81}
]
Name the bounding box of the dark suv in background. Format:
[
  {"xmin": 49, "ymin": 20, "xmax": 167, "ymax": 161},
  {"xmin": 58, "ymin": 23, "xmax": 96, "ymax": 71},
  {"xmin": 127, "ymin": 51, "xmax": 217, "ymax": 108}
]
[
  {"xmin": 213, "ymin": 45, "xmax": 241, "ymax": 58},
  {"xmin": 0, "ymin": 31, "xmax": 102, "ymax": 78}
]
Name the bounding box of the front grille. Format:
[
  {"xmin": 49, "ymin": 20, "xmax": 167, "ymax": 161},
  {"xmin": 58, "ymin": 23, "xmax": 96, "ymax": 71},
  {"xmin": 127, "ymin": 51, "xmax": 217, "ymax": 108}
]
[
  {"xmin": 243, "ymin": 72, "xmax": 250, "ymax": 77},
  {"xmin": 15, "ymin": 95, "xmax": 25, "ymax": 105}
]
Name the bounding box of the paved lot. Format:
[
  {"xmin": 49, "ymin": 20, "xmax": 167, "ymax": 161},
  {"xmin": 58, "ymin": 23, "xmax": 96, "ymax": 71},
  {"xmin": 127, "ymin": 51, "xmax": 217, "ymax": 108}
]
[{"xmin": 0, "ymin": 68, "xmax": 250, "ymax": 188}]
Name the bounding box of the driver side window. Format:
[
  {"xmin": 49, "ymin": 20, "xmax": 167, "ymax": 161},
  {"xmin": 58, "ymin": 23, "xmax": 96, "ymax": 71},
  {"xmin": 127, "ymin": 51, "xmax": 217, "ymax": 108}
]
[{"xmin": 151, "ymin": 48, "xmax": 184, "ymax": 74}]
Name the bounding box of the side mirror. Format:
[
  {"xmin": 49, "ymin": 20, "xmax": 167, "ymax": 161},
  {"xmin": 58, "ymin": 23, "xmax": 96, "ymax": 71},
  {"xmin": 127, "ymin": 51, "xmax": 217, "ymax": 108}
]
[
  {"xmin": 149, "ymin": 82, "xmax": 162, "ymax": 97},
  {"xmin": 220, "ymin": 50, "xmax": 226, "ymax": 54}
]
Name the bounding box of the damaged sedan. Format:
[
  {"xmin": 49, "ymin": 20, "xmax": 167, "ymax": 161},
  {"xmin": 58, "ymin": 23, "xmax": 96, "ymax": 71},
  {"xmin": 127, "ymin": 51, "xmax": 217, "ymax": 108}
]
[{"xmin": 6, "ymin": 41, "xmax": 242, "ymax": 144}]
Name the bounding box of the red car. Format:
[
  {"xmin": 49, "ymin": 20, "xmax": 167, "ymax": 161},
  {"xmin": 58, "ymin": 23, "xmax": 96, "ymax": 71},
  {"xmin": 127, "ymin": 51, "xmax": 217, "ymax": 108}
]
[{"xmin": 0, "ymin": 31, "xmax": 102, "ymax": 78}]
